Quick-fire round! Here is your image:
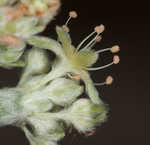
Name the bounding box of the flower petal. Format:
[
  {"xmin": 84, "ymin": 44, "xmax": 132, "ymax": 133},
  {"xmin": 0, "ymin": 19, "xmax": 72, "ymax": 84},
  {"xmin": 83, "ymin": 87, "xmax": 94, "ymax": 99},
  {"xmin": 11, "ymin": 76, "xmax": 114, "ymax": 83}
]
[
  {"xmin": 71, "ymin": 50, "xmax": 98, "ymax": 69},
  {"xmin": 80, "ymin": 71, "xmax": 103, "ymax": 105},
  {"xmin": 27, "ymin": 36, "xmax": 64, "ymax": 58},
  {"xmin": 56, "ymin": 26, "xmax": 75, "ymax": 56}
]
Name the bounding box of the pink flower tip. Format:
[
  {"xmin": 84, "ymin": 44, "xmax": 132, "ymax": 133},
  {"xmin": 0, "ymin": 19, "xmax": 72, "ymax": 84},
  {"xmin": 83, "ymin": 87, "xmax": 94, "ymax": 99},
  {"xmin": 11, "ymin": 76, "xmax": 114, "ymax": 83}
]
[
  {"xmin": 106, "ymin": 76, "xmax": 114, "ymax": 85},
  {"xmin": 113, "ymin": 55, "xmax": 120, "ymax": 64},
  {"xmin": 62, "ymin": 25, "xmax": 70, "ymax": 33},
  {"xmin": 110, "ymin": 45, "xmax": 120, "ymax": 53},
  {"xmin": 69, "ymin": 11, "xmax": 78, "ymax": 18},
  {"xmin": 94, "ymin": 24, "xmax": 105, "ymax": 34}
]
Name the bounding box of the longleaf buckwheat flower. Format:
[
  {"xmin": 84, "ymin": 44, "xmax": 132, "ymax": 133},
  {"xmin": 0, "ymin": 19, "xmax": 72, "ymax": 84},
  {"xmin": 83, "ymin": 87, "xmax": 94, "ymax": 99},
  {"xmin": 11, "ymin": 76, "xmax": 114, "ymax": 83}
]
[{"xmin": 27, "ymin": 11, "xmax": 120, "ymax": 105}]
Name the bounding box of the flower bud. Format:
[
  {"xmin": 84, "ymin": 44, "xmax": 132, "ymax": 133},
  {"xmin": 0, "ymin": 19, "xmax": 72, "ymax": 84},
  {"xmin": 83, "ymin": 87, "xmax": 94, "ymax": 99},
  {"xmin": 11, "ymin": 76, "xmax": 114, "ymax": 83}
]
[
  {"xmin": 23, "ymin": 124, "xmax": 58, "ymax": 145},
  {"xmin": 21, "ymin": 78, "xmax": 83, "ymax": 113},
  {"xmin": 43, "ymin": 78, "xmax": 83, "ymax": 106},
  {"xmin": 63, "ymin": 99, "xmax": 108, "ymax": 132},
  {"xmin": 27, "ymin": 116, "xmax": 65, "ymax": 141}
]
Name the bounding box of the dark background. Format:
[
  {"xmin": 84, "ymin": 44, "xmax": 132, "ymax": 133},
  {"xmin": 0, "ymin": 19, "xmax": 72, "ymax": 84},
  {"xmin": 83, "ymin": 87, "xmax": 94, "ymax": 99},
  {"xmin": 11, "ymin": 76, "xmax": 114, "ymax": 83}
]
[{"xmin": 0, "ymin": 0, "xmax": 149, "ymax": 145}]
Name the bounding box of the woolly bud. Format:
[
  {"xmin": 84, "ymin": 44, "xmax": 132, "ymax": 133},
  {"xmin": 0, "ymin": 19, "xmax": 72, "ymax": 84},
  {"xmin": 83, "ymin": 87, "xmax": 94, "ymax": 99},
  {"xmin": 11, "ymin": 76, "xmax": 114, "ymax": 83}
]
[
  {"xmin": 110, "ymin": 45, "xmax": 120, "ymax": 53},
  {"xmin": 94, "ymin": 24, "xmax": 105, "ymax": 34},
  {"xmin": 69, "ymin": 11, "xmax": 78, "ymax": 18},
  {"xmin": 26, "ymin": 116, "xmax": 65, "ymax": 141},
  {"xmin": 113, "ymin": 55, "xmax": 120, "ymax": 64},
  {"xmin": 106, "ymin": 76, "xmax": 113, "ymax": 85},
  {"xmin": 64, "ymin": 99, "xmax": 108, "ymax": 133}
]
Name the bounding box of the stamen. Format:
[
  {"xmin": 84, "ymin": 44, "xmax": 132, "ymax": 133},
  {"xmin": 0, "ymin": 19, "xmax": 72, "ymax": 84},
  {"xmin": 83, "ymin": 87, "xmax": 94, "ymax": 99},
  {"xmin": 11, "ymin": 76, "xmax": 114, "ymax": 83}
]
[
  {"xmin": 113, "ymin": 55, "xmax": 120, "ymax": 64},
  {"xmin": 87, "ymin": 131, "xmax": 95, "ymax": 136},
  {"xmin": 94, "ymin": 76, "xmax": 113, "ymax": 86},
  {"xmin": 65, "ymin": 16, "xmax": 72, "ymax": 26},
  {"xmin": 94, "ymin": 24, "xmax": 105, "ymax": 34},
  {"xmin": 87, "ymin": 55, "xmax": 120, "ymax": 71},
  {"xmin": 88, "ymin": 36, "xmax": 102, "ymax": 49},
  {"xmin": 106, "ymin": 76, "xmax": 113, "ymax": 85},
  {"xmin": 69, "ymin": 11, "xmax": 78, "ymax": 18},
  {"xmin": 65, "ymin": 11, "xmax": 78, "ymax": 26},
  {"xmin": 94, "ymin": 82, "xmax": 106, "ymax": 86},
  {"xmin": 63, "ymin": 11, "xmax": 78, "ymax": 33},
  {"xmin": 96, "ymin": 36, "xmax": 102, "ymax": 42},
  {"xmin": 110, "ymin": 45, "xmax": 120, "ymax": 53},
  {"xmin": 76, "ymin": 31, "xmax": 96, "ymax": 50},
  {"xmin": 87, "ymin": 62, "xmax": 114, "ymax": 71},
  {"xmin": 62, "ymin": 25, "xmax": 70, "ymax": 33},
  {"xmin": 83, "ymin": 35, "xmax": 102, "ymax": 50},
  {"xmin": 77, "ymin": 25, "xmax": 104, "ymax": 50},
  {"xmin": 81, "ymin": 34, "xmax": 99, "ymax": 50},
  {"xmin": 67, "ymin": 73, "xmax": 81, "ymax": 80},
  {"xmin": 95, "ymin": 45, "xmax": 120, "ymax": 54},
  {"xmin": 95, "ymin": 48, "xmax": 110, "ymax": 54}
]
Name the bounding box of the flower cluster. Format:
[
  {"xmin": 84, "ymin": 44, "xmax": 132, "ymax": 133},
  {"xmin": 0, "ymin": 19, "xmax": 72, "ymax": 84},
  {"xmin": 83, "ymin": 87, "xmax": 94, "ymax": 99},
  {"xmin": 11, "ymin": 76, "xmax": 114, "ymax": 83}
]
[
  {"xmin": 0, "ymin": 0, "xmax": 60, "ymax": 68},
  {"xmin": 0, "ymin": 2, "xmax": 120, "ymax": 145}
]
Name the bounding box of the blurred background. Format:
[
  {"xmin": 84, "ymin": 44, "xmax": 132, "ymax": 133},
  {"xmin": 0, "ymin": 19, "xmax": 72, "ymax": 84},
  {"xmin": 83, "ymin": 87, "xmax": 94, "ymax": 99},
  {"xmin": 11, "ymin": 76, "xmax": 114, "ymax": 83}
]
[{"xmin": 0, "ymin": 0, "xmax": 149, "ymax": 145}]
